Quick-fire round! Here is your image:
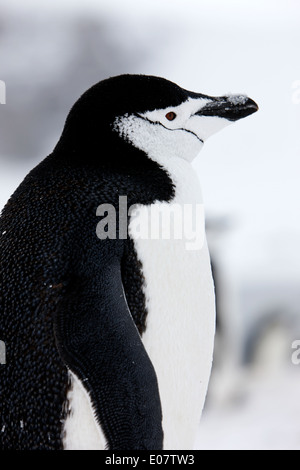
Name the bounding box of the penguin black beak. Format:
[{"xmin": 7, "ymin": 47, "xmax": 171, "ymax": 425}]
[{"xmin": 195, "ymin": 95, "xmax": 259, "ymax": 122}]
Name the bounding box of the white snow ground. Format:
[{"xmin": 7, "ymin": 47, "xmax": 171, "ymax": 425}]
[{"xmin": 196, "ymin": 367, "xmax": 300, "ymax": 450}]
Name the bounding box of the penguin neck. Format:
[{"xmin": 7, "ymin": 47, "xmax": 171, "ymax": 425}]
[
  {"xmin": 49, "ymin": 135, "xmax": 177, "ymax": 205},
  {"xmin": 112, "ymin": 114, "xmax": 204, "ymax": 204},
  {"xmin": 152, "ymin": 154, "xmax": 204, "ymax": 205}
]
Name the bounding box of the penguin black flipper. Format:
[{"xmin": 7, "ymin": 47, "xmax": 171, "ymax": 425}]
[{"xmin": 53, "ymin": 239, "xmax": 163, "ymax": 450}]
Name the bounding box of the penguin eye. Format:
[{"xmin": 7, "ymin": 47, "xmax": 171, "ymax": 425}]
[{"xmin": 165, "ymin": 111, "xmax": 176, "ymax": 121}]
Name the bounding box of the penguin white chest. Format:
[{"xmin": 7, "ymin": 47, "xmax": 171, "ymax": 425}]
[{"xmin": 128, "ymin": 158, "xmax": 216, "ymax": 450}]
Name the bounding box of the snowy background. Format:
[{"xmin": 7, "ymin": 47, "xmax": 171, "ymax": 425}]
[{"xmin": 1, "ymin": 0, "xmax": 300, "ymax": 450}]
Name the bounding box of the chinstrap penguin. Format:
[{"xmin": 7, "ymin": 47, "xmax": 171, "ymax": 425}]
[{"xmin": 0, "ymin": 74, "xmax": 258, "ymax": 450}]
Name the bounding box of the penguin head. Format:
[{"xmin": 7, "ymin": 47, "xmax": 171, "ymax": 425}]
[{"xmin": 56, "ymin": 74, "xmax": 258, "ymax": 165}]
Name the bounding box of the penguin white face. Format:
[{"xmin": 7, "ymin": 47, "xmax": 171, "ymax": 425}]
[
  {"xmin": 113, "ymin": 92, "xmax": 258, "ymax": 165},
  {"xmin": 139, "ymin": 97, "xmax": 227, "ymax": 143}
]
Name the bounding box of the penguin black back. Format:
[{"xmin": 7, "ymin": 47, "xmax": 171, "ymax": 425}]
[{"xmin": 0, "ymin": 142, "xmax": 174, "ymax": 450}]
